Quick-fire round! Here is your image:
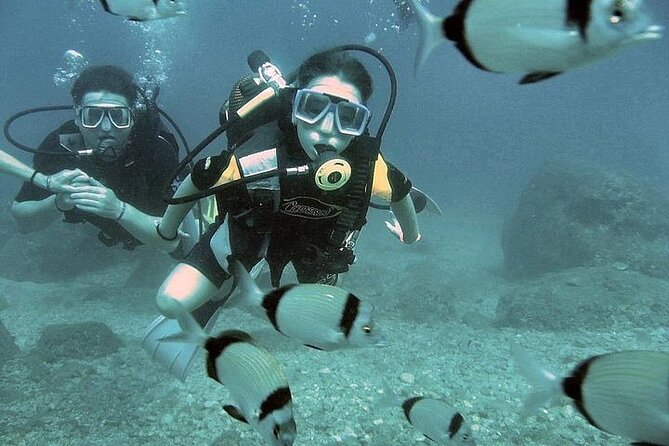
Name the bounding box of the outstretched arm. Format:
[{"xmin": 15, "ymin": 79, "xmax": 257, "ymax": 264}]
[
  {"xmin": 387, "ymin": 194, "xmax": 421, "ymax": 243},
  {"xmin": 0, "ymin": 149, "xmax": 84, "ymax": 193}
]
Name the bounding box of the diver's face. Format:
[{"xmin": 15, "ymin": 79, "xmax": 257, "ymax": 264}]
[
  {"xmin": 295, "ymin": 75, "xmax": 364, "ymax": 161},
  {"xmin": 75, "ymin": 91, "xmax": 133, "ymax": 160}
]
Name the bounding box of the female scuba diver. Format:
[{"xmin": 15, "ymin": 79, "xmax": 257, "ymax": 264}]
[{"xmin": 142, "ymin": 48, "xmax": 420, "ymax": 380}]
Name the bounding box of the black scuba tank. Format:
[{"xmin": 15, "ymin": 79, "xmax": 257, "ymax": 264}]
[{"xmin": 219, "ymin": 73, "xmax": 292, "ymax": 150}]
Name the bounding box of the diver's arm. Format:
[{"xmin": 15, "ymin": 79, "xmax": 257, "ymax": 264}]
[
  {"xmin": 151, "ymin": 174, "xmax": 200, "ymax": 249},
  {"xmin": 10, "ymin": 196, "xmax": 64, "ymax": 233},
  {"xmin": 389, "ymin": 194, "xmax": 420, "ymax": 244},
  {"xmin": 0, "ymin": 149, "xmax": 42, "ymax": 183}
]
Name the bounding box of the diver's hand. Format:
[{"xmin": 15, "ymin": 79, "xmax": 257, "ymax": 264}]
[
  {"xmin": 54, "ymin": 192, "xmax": 76, "ymax": 212},
  {"xmin": 384, "ymin": 212, "xmax": 421, "ymax": 243},
  {"xmin": 42, "ymin": 169, "xmax": 88, "ymax": 194},
  {"xmin": 68, "ymin": 177, "xmax": 124, "ymax": 220}
]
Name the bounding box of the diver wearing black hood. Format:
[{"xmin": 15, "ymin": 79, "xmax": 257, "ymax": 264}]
[{"xmin": 11, "ymin": 65, "xmax": 185, "ymax": 252}]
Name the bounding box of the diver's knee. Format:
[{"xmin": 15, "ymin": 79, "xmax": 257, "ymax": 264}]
[{"xmin": 155, "ymin": 291, "xmax": 184, "ymax": 319}]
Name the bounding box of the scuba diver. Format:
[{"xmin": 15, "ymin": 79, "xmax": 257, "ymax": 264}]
[
  {"xmin": 10, "ymin": 65, "xmax": 197, "ymax": 255},
  {"xmin": 142, "ymin": 47, "xmax": 423, "ymax": 380}
]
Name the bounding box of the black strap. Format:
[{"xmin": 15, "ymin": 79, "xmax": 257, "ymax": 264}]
[{"xmin": 327, "ymin": 135, "xmax": 379, "ymax": 248}]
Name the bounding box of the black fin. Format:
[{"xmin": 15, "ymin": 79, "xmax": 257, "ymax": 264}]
[
  {"xmin": 204, "ymin": 330, "xmax": 255, "ymax": 383},
  {"xmin": 304, "ymin": 344, "xmax": 325, "ymax": 351},
  {"xmin": 566, "ymin": 0, "xmax": 593, "ymax": 40},
  {"xmin": 99, "ymin": 0, "xmax": 112, "ymax": 13},
  {"xmin": 519, "ymin": 72, "xmax": 563, "ymax": 84},
  {"xmin": 262, "ymin": 285, "xmax": 295, "ymax": 334},
  {"xmin": 258, "ymin": 387, "xmax": 293, "ymax": 421},
  {"xmin": 401, "ymin": 396, "xmax": 424, "ymax": 423},
  {"xmin": 442, "ymin": 0, "xmax": 489, "ymax": 72},
  {"xmin": 339, "ymin": 293, "xmax": 361, "ymax": 338},
  {"xmin": 448, "ymin": 412, "xmax": 465, "ymax": 438},
  {"xmin": 223, "ymin": 405, "xmax": 249, "ymax": 424}
]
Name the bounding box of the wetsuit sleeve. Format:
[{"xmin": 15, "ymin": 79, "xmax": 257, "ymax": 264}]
[
  {"xmin": 371, "ymin": 154, "xmax": 413, "ymax": 203},
  {"xmin": 191, "ymin": 151, "xmax": 238, "ymax": 190},
  {"xmin": 14, "ymin": 125, "xmax": 75, "ymax": 203}
]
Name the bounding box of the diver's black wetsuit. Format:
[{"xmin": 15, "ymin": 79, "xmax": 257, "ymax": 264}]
[
  {"xmin": 184, "ymin": 121, "xmax": 412, "ymax": 287},
  {"xmin": 14, "ymin": 120, "xmax": 179, "ymax": 249}
]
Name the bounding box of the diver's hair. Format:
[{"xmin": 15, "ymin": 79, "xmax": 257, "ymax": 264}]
[
  {"xmin": 296, "ymin": 51, "xmax": 373, "ymax": 103},
  {"xmin": 71, "ymin": 65, "xmax": 138, "ymax": 106}
]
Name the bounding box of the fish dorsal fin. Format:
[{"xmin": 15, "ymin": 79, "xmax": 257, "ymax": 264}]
[
  {"xmin": 519, "ymin": 71, "xmax": 563, "ymax": 84},
  {"xmin": 223, "ymin": 405, "xmax": 249, "ymax": 424}
]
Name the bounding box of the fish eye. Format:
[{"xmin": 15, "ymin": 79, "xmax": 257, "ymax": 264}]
[
  {"xmin": 362, "ymin": 324, "xmax": 373, "ymax": 334},
  {"xmin": 610, "ymin": 9, "xmax": 624, "ymax": 24}
]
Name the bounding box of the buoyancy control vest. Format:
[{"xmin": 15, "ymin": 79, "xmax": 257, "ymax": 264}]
[{"xmin": 214, "ymin": 118, "xmax": 380, "ymax": 284}]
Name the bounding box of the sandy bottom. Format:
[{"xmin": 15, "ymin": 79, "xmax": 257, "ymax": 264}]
[{"xmin": 1, "ymin": 210, "xmax": 666, "ymax": 446}]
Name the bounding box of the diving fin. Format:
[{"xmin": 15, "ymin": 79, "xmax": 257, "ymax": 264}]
[{"xmin": 141, "ymin": 300, "xmax": 222, "ymax": 382}]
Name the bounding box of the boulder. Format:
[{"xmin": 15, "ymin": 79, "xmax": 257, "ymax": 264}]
[
  {"xmin": 0, "ymin": 317, "xmax": 20, "ymax": 367},
  {"xmin": 502, "ymin": 162, "xmax": 669, "ymax": 279},
  {"xmin": 495, "ymin": 266, "xmax": 669, "ymax": 331},
  {"xmin": 34, "ymin": 321, "xmax": 123, "ymax": 363}
]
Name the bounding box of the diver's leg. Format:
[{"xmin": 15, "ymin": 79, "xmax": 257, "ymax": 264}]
[{"xmin": 156, "ymin": 263, "xmax": 220, "ymax": 318}]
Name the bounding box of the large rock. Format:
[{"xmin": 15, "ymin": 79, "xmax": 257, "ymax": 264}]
[
  {"xmin": 502, "ymin": 162, "xmax": 669, "ymax": 279},
  {"xmin": 34, "ymin": 322, "xmax": 123, "ymax": 363},
  {"xmin": 0, "ymin": 317, "xmax": 20, "ymax": 367},
  {"xmin": 495, "ymin": 266, "xmax": 669, "ymax": 331}
]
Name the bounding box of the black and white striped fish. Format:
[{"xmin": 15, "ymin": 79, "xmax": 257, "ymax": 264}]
[
  {"xmin": 162, "ymin": 302, "xmax": 297, "ymax": 446},
  {"xmin": 403, "ymin": 397, "xmax": 477, "ymax": 446},
  {"xmin": 95, "ymin": 0, "xmax": 186, "ymax": 21},
  {"xmin": 513, "ymin": 346, "xmax": 669, "ymax": 445},
  {"xmin": 407, "ymin": 0, "xmax": 662, "ymax": 83},
  {"xmin": 229, "ymin": 260, "xmax": 386, "ymax": 351}
]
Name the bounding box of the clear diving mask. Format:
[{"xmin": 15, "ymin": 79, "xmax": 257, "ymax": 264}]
[
  {"xmin": 292, "ymin": 89, "xmax": 370, "ymax": 136},
  {"xmin": 78, "ymin": 104, "xmax": 133, "ymax": 129}
]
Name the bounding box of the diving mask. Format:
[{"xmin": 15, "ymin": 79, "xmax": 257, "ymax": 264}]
[
  {"xmin": 78, "ymin": 104, "xmax": 133, "ymax": 129},
  {"xmin": 293, "ymin": 89, "xmax": 370, "ymax": 136}
]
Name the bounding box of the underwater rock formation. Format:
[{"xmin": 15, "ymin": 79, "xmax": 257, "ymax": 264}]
[
  {"xmin": 34, "ymin": 321, "xmax": 123, "ymax": 363},
  {"xmin": 502, "ymin": 162, "xmax": 669, "ymax": 279},
  {"xmin": 0, "ymin": 317, "xmax": 20, "ymax": 367},
  {"xmin": 495, "ymin": 266, "xmax": 669, "ymax": 330}
]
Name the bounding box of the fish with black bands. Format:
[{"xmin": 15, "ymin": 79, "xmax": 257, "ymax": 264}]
[
  {"xmin": 161, "ymin": 303, "xmax": 297, "ymax": 446},
  {"xmin": 96, "ymin": 0, "xmax": 186, "ymax": 21},
  {"xmin": 229, "ymin": 260, "xmax": 386, "ymax": 351},
  {"xmin": 407, "ymin": 0, "xmax": 662, "ymax": 83},
  {"xmin": 513, "ymin": 346, "xmax": 669, "ymax": 445}
]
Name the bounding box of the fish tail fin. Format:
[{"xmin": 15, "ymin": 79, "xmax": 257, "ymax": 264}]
[
  {"xmin": 407, "ymin": 0, "xmax": 445, "ymax": 75},
  {"xmin": 511, "ymin": 344, "xmax": 562, "ymax": 419},
  {"xmin": 159, "ymin": 300, "xmax": 209, "ymax": 346},
  {"xmin": 228, "ymin": 259, "xmax": 266, "ymax": 308}
]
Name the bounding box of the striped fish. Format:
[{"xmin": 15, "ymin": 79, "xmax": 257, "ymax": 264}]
[
  {"xmin": 96, "ymin": 0, "xmax": 186, "ymax": 21},
  {"xmin": 407, "ymin": 0, "xmax": 662, "ymax": 83},
  {"xmin": 230, "ymin": 260, "xmax": 386, "ymax": 351},
  {"xmin": 162, "ymin": 302, "xmax": 297, "ymax": 446},
  {"xmin": 513, "ymin": 346, "xmax": 669, "ymax": 445},
  {"xmin": 403, "ymin": 397, "xmax": 477, "ymax": 445}
]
